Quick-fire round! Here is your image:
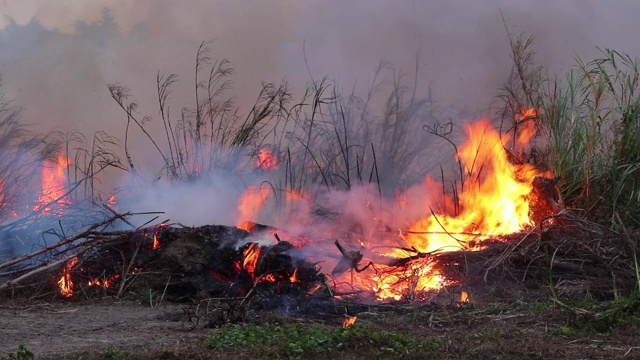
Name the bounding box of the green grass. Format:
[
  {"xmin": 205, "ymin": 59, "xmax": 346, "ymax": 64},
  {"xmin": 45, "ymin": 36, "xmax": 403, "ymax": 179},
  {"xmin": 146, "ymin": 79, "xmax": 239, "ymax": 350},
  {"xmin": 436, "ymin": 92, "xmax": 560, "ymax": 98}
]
[
  {"xmin": 500, "ymin": 32, "xmax": 640, "ymax": 229},
  {"xmin": 558, "ymin": 296, "xmax": 640, "ymax": 334},
  {"xmin": 0, "ymin": 345, "xmax": 33, "ymax": 360},
  {"xmin": 205, "ymin": 323, "xmax": 441, "ymax": 359}
]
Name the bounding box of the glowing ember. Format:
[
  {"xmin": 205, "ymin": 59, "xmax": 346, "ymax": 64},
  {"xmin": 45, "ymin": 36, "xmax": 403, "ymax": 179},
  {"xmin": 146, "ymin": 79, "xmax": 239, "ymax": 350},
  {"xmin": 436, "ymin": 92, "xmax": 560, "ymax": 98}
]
[
  {"xmin": 342, "ymin": 315, "xmax": 357, "ymax": 327},
  {"xmin": 88, "ymin": 274, "xmax": 120, "ymax": 288},
  {"xmin": 236, "ymin": 185, "xmax": 271, "ymax": 230},
  {"xmin": 35, "ymin": 153, "xmax": 71, "ymax": 215},
  {"xmin": 57, "ymin": 257, "xmax": 78, "ymax": 298},
  {"xmin": 256, "ymin": 147, "xmax": 278, "ymax": 170}
]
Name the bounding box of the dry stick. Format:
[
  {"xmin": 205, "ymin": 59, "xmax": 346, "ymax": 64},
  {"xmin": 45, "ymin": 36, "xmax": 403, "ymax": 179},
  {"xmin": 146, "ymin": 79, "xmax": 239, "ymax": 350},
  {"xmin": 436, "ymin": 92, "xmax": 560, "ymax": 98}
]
[
  {"xmin": 0, "ymin": 249, "xmax": 87, "ymax": 291},
  {"xmin": 102, "ymin": 204, "xmax": 136, "ymax": 229},
  {"xmin": 0, "ymin": 230, "xmax": 132, "ymax": 290},
  {"xmin": 239, "ymin": 270, "xmax": 283, "ymax": 307},
  {"xmin": 117, "ymin": 240, "xmax": 142, "ymax": 298},
  {"xmin": 614, "ymin": 212, "xmax": 640, "ymax": 291},
  {"xmin": 0, "ymin": 215, "xmax": 122, "ymax": 271}
]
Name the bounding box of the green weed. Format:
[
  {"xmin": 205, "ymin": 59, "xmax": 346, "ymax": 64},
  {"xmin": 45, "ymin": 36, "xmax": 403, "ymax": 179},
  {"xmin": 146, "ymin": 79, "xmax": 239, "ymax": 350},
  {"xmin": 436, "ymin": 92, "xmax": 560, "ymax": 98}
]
[
  {"xmin": 0, "ymin": 345, "xmax": 34, "ymax": 360},
  {"xmin": 205, "ymin": 323, "xmax": 440, "ymax": 359}
]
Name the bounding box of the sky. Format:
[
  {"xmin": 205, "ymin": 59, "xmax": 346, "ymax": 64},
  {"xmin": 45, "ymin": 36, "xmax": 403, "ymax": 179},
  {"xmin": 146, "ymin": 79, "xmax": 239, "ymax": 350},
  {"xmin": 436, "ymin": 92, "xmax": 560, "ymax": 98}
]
[
  {"xmin": 1, "ymin": 0, "xmax": 640, "ymax": 226},
  {"xmin": 2, "ymin": 1, "xmax": 639, "ymax": 134}
]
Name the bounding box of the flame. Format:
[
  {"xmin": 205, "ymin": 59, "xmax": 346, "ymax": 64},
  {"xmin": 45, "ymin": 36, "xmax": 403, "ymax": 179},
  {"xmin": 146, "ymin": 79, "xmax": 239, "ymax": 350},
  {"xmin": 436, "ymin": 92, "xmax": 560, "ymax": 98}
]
[
  {"xmin": 460, "ymin": 291, "xmax": 469, "ymax": 303},
  {"xmin": 35, "ymin": 153, "xmax": 71, "ymax": 215},
  {"xmin": 406, "ymin": 118, "xmax": 543, "ymax": 251},
  {"xmin": 289, "ymin": 268, "xmax": 300, "ymax": 283},
  {"xmin": 256, "ymin": 147, "xmax": 278, "ymax": 170},
  {"xmin": 514, "ymin": 107, "xmax": 538, "ymax": 147},
  {"xmin": 151, "ymin": 221, "xmax": 169, "ymax": 250},
  {"xmin": 57, "ymin": 257, "xmax": 78, "ymax": 297},
  {"xmin": 152, "ymin": 233, "xmax": 160, "ymax": 250},
  {"xmin": 238, "ymin": 221, "xmax": 257, "ymax": 233},
  {"xmin": 327, "ymin": 116, "xmax": 551, "ymax": 301},
  {"xmin": 342, "ymin": 315, "xmax": 357, "ymax": 327},
  {"xmin": 236, "ymin": 185, "xmax": 271, "ymax": 230},
  {"xmin": 243, "ymin": 243, "xmax": 261, "ymax": 279}
]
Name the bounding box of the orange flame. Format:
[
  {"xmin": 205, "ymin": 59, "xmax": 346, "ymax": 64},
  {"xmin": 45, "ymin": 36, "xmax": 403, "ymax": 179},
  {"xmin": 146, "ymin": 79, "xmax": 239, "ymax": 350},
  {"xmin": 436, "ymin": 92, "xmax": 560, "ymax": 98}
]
[
  {"xmin": 36, "ymin": 153, "xmax": 71, "ymax": 215},
  {"xmin": 342, "ymin": 315, "xmax": 357, "ymax": 327},
  {"xmin": 236, "ymin": 185, "xmax": 271, "ymax": 230},
  {"xmin": 257, "ymin": 148, "xmax": 278, "ymax": 170},
  {"xmin": 515, "ymin": 107, "xmax": 538, "ymax": 147},
  {"xmin": 329, "ymin": 116, "xmax": 550, "ymax": 301},
  {"xmin": 57, "ymin": 257, "xmax": 78, "ymax": 297},
  {"xmin": 152, "ymin": 233, "xmax": 160, "ymax": 250},
  {"xmin": 151, "ymin": 221, "xmax": 169, "ymax": 250},
  {"xmin": 289, "ymin": 268, "xmax": 300, "ymax": 283},
  {"xmin": 243, "ymin": 243, "xmax": 261, "ymax": 279},
  {"xmin": 460, "ymin": 291, "xmax": 469, "ymax": 303}
]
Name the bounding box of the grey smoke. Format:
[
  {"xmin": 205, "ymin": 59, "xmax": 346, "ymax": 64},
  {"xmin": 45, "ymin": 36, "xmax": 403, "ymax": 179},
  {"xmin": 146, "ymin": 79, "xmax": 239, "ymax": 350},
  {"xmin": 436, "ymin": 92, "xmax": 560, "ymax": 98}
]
[{"xmin": 1, "ymin": 1, "xmax": 639, "ymax": 227}]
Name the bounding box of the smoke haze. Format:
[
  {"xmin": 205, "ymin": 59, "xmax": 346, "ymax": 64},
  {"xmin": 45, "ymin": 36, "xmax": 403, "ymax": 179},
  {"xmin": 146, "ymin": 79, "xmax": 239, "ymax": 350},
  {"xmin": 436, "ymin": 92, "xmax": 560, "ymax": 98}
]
[{"xmin": 1, "ymin": 1, "xmax": 640, "ymax": 226}]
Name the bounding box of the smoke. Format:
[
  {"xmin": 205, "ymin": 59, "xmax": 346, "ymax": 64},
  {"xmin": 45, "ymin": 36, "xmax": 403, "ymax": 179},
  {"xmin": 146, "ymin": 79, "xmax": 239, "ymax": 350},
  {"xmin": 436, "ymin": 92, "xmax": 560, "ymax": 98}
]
[{"xmin": 1, "ymin": 0, "xmax": 640, "ymax": 228}]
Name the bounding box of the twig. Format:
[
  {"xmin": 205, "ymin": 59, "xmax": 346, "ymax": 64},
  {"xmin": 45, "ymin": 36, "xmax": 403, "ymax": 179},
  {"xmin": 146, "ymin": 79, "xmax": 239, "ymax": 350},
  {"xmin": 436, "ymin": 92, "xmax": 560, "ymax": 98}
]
[
  {"xmin": 0, "ymin": 215, "xmax": 123, "ymax": 271},
  {"xmin": 117, "ymin": 240, "xmax": 142, "ymax": 298},
  {"xmin": 102, "ymin": 204, "xmax": 136, "ymax": 229}
]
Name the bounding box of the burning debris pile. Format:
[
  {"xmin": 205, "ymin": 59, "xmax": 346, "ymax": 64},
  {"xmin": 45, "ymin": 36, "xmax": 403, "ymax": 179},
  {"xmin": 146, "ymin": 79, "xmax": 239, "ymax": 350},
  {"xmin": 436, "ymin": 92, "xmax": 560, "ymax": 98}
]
[
  {"xmin": 0, "ymin": 220, "xmax": 326, "ymax": 306},
  {"xmin": 1, "ymin": 109, "xmax": 639, "ymax": 324}
]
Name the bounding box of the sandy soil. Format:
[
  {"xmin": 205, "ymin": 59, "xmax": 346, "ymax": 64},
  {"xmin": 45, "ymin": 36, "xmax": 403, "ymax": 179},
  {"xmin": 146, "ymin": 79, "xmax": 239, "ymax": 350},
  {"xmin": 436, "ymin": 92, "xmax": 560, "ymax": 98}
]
[
  {"xmin": 2, "ymin": 298, "xmax": 640, "ymax": 360},
  {"xmin": 0, "ymin": 299, "xmax": 206, "ymax": 358}
]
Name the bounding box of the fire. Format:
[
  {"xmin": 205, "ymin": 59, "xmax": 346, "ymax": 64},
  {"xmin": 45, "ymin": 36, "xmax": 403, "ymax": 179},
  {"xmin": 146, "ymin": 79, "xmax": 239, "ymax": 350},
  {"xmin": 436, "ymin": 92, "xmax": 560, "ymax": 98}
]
[
  {"xmin": 151, "ymin": 221, "xmax": 169, "ymax": 250},
  {"xmin": 321, "ymin": 114, "xmax": 552, "ymax": 301},
  {"xmin": 342, "ymin": 315, "xmax": 357, "ymax": 327},
  {"xmin": 289, "ymin": 268, "xmax": 300, "ymax": 283},
  {"xmin": 460, "ymin": 291, "xmax": 469, "ymax": 303},
  {"xmin": 256, "ymin": 147, "xmax": 278, "ymax": 170},
  {"xmin": 514, "ymin": 107, "xmax": 538, "ymax": 147},
  {"xmin": 152, "ymin": 232, "xmax": 160, "ymax": 250},
  {"xmin": 236, "ymin": 185, "xmax": 271, "ymax": 230},
  {"xmin": 88, "ymin": 274, "xmax": 120, "ymax": 288},
  {"xmin": 406, "ymin": 118, "xmax": 544, "ymax": 250},
  {"xmin": 243, "ymin": 243, "xmax": 261, "ymax": 279},
  {"xmin": 57, "ymin": 257, "xmax": 78, "ymax": 298},
  {"xmin": 35, "ymin": 153, "xmax": 71, "ymax": 215}
]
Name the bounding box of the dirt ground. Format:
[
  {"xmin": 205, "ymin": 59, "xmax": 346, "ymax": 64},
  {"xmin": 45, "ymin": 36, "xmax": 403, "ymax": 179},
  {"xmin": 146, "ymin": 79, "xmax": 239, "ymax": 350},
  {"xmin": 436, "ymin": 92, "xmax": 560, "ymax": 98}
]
[
  {"xmin": 1, "ymin": 297, "xmax": 640, "ymax": 359},
  {"xmin": 0, "ymin": 299, "xmax": 207, "ymax": 358}
]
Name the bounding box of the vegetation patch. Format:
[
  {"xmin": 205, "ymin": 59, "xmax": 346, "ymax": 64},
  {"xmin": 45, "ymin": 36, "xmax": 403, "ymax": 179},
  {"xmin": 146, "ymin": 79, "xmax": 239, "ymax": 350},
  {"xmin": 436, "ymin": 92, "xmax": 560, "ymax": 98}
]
[{"xmin": 205, "ymin": 323, "xmax": 442, "ymax": 359}]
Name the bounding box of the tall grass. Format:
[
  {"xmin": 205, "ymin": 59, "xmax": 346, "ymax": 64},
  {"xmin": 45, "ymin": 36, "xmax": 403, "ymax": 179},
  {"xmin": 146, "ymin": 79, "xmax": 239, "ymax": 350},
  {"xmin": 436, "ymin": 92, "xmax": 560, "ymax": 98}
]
[
  {"xmin": 500, "ymin": 33, "xmax": 640, "ymax": 228},
  {"xmin": 108, "ymin": 44, "xmax": 451, "ymax": 207},
  {"xmin": 0, "ymin": 77, "xmax": 59, "ymax": 220},
  {"xmin": 109, "ymin": 41, "xmax": 291, "ymax": 182}
]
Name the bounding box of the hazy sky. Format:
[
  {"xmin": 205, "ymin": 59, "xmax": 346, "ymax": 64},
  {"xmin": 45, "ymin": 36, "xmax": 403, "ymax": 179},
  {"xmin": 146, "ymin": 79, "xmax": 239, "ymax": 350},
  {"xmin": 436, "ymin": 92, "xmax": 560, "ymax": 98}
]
[{"xmin": 2, "ymin": 0, "xmax": 639, "ymax": 137}]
